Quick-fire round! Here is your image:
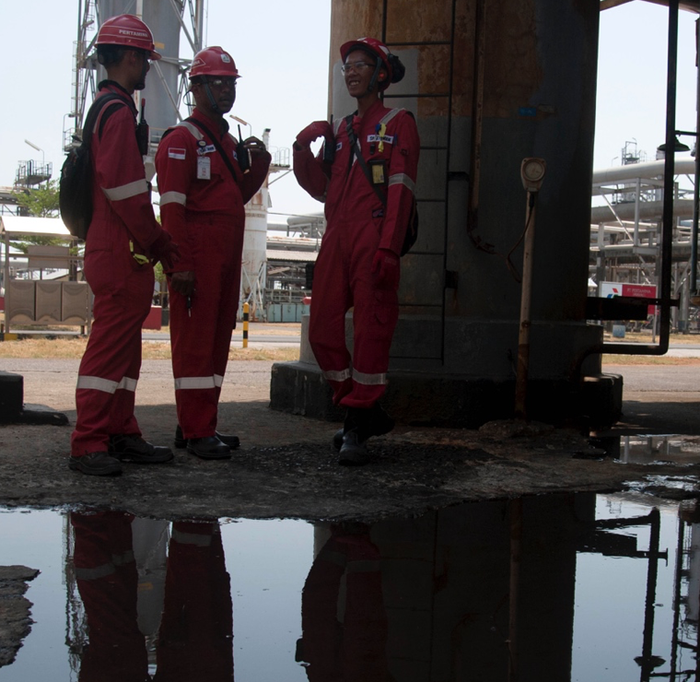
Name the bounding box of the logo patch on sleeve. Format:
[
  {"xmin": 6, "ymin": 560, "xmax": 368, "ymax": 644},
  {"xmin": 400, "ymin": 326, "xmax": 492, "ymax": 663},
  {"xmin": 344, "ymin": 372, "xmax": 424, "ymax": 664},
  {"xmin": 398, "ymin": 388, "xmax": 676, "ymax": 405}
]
[{"xmin": 168, "ymin": 147, "xmax": 186, "ymax": 160}]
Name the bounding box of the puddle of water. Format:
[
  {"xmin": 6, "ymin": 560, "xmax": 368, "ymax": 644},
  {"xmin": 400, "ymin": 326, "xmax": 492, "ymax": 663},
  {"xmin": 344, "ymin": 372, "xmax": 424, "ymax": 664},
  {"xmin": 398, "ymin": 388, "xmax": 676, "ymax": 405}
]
[
  {"xmin": 0, "ymin": 492, "xmax": 699, "ymax": 681},
  {"xmin": 589, "ymin": 434, "xmax": 700, "ymax": 466}
]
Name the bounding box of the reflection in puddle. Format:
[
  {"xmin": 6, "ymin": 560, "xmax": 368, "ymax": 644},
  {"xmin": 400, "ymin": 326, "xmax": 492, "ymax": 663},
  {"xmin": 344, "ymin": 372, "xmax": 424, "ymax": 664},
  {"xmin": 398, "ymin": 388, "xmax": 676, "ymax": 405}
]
[
  {"xmin": 590, "ymin": 434, "xmax": 700, "ymax": 465},
  {"xmin": 1, "ymin": 493, "xmax": 700, "ymax": 680}
]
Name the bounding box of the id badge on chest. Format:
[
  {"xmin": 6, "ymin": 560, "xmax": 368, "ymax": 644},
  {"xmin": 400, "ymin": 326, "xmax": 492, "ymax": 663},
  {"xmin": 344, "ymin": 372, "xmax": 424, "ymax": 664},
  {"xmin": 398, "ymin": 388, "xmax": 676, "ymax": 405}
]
[
  {"xmin": 369, "ymin": 158, "xmax": 386, "ymax": 185},
  {"xmin": 197, "ymin": 156, "xmax": 211, "ymax": 180}
]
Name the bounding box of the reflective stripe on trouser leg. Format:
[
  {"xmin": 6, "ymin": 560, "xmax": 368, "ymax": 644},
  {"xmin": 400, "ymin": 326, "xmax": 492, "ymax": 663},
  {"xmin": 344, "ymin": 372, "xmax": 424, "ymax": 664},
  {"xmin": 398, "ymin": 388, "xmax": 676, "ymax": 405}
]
[
  {"xmin": 71, "ymin": 256, "xmax": 152, "ymax": 455},
  {"xmin": 157, "ymin": 521, "xmax": 233, "ymax": 680},
  {"xmin": 321, "ymin": 368, "xmax": 353, "ymax": 405},
  {"xmin": 170, "ymin": 214, "xmax": 243, "ymax": 439},
  {"xmin": 308, "ymin": 232, "xmax": 353, "ymax": 405},
  {"xmin": 71, "ymin": 511, "xmax": 147, "ymax": 681},
  {"xmin": 342, "ymin": 240, "xmax": 399, "ymax": 410}
]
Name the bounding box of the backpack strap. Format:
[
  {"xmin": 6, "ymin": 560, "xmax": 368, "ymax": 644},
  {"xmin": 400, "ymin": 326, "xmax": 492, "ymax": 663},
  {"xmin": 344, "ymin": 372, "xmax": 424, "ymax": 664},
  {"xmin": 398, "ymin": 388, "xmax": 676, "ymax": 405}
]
[
  {"xmin": 81, "ymin": 93, "xmax": 127, "ymax": 145},
  {"xmin": 378, "ymin": 108, "xmax": 404, "ymax": 126},
  {"xmin": 184, "ymin": 117, "xmax": 240, "ymax": 182}
]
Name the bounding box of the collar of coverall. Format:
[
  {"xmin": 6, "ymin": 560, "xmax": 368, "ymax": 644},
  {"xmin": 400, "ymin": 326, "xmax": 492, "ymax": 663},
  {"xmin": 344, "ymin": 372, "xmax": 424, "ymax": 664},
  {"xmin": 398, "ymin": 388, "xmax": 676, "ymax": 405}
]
[
  {"xmin": 351, "ymin": 98, "xmax": 386, "ymax": 123},
  {"xmin": 191, "ymin": 103, "xmax": 231, "ymax": 136},
  {"xmin": 96, "ymin": 80, "xmax": 137, "ymax": 113}
]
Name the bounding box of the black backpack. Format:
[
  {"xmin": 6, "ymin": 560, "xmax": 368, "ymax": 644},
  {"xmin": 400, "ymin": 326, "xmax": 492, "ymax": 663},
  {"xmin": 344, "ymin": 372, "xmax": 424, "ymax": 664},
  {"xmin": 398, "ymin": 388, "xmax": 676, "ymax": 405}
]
[{"xmin": 59, "ymin": 93, "xmax": 125, "ymax": 240}]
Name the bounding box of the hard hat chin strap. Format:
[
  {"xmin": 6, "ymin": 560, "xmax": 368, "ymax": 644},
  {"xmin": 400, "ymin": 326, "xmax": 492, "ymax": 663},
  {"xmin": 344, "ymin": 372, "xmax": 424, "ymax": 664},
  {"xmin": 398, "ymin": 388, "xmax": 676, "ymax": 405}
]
[
  {"xmin": 366, "ymin": 60, "xmax": 384, "ymax": 96},
  {"xmin": 203, "ymin": 83, "xmax": 221, "ymax": 113}
]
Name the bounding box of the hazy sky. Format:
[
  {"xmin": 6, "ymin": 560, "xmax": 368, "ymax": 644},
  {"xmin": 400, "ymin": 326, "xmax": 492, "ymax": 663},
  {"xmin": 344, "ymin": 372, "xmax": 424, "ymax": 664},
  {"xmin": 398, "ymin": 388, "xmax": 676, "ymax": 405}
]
[{"xmin": 1, "ymin": 1, "xmax": 698, "ymax": 219}]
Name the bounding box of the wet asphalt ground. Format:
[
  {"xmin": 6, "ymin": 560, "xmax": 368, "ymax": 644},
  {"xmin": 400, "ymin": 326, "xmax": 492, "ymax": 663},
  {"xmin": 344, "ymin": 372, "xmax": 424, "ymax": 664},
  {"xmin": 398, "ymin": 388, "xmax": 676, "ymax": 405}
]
[{"xmin": 0, "ymin": 326, "xmax": 697, "ymax": 521}]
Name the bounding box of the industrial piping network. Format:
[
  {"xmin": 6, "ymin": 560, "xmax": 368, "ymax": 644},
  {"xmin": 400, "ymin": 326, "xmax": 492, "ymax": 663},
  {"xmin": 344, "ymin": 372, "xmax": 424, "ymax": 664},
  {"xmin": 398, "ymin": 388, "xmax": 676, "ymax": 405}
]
[{"xmin": 584, "ymin": 0, "xmax": 696, "ymax": 363}]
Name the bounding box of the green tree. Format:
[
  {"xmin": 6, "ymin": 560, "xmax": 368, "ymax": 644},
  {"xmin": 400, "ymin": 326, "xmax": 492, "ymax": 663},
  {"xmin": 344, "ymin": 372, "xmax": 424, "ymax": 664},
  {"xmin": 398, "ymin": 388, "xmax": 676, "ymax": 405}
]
[
  {"xmin": 10, "ymin": 181, "xmax": 81, "ymax": 281},
  {"xmin": 13, "ymin": 180, "xmax": 60, "ymax": 219}
]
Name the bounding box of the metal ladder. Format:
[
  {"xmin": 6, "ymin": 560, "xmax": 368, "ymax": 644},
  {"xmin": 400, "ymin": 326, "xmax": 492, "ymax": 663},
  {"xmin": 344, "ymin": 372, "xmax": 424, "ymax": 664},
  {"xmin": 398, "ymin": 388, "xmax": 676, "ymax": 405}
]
[{"xmin": 380, "ymin": 0, "xmax": 459, "ymax": 366}]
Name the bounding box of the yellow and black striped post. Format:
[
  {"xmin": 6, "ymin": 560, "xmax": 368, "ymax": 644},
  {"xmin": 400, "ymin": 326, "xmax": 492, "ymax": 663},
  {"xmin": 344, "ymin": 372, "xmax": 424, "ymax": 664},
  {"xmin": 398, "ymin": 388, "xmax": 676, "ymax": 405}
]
[{"xmin": 242, "ymin": 302, "xmax": 249, "ymax": 348}]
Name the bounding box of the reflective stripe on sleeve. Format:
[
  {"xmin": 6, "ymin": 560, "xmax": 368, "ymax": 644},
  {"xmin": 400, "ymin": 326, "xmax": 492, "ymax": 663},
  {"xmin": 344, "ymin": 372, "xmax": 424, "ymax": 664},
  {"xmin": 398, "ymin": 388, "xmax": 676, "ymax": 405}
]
[
  {"xmin": 160, "ymin": 191, "xmax": 187, "ymax": 206},
  {"xmin": 388, "ymin": 173, "xmax": 416, "ymax": 193},
  {"xmin": 379, "ymin": 108, "xmax": 403, "ymax": 126},
  {"xmin": 352, "ymin": 369, "xmax": 387, "ymax": 386},
  {"xmin": 322, "ymin": 368, "xmax": 351, "ymax": 383},
  {"xmin": 178, "ymin": 121, "xmax": 204, "ymax": 141},
  {"xmin": 103, "ymin": 178, "xmax": 149, "ymax": 202}
]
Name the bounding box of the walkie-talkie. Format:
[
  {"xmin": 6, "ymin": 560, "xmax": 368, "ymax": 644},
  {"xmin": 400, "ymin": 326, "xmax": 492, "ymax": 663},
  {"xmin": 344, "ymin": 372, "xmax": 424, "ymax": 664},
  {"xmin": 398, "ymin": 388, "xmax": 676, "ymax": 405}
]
[
  {"xmin": 322, "ymin": 114, "xmax": 335, "ymax": 164},
  {"xmin": 236, "ymin": 124, "xmax": 251, "ymax": 174},
  {"xmin": 136, "ymin": 98, "xmax": 149, "ymax": 157}
]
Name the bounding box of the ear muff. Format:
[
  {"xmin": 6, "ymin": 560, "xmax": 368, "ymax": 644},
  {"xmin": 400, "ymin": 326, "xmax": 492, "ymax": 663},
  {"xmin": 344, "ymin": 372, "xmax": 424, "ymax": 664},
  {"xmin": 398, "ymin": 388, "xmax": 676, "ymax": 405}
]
[{"xmin": 388, "ymin": 54, "xmax": 405, "ymax": 84}]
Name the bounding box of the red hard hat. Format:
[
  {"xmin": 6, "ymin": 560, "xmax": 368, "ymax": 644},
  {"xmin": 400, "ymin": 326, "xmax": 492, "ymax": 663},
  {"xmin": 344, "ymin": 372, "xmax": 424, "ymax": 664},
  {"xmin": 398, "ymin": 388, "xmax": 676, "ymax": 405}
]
[
  {"xmin": 340, "ymin": 37, "xmax": 393, "ymax": 86},
  {"xmin": 96, "ymin": 14, "xmax": 162, "ymax": 60},
  {"xmin": 189, "ymin": 46, "xmax": 240, "ymax": 79}
]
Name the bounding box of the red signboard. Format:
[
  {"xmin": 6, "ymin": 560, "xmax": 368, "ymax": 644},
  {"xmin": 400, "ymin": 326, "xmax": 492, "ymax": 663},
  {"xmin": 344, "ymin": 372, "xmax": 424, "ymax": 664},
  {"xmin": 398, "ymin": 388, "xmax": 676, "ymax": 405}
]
[{"xmin": 621, "ymin": 284, "xmax": 657, "ymax": 315}]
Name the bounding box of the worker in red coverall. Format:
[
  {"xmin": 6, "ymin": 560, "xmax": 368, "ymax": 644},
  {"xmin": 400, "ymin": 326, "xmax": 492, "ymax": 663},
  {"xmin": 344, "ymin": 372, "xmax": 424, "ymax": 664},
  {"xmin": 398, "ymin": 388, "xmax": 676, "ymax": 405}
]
[
  {"xmin": 69, "ymin": 15, "xmax": 179, "ymax": 477},
  {"xmin": 293, "ymin": 37, "xmax": 420, "ymax": 465},
  {"xmin": 297, "ymin": 523, "xmax": 392, "ymax": 681},
  {"xmin": 155, "ymin": 46, "xmax": 270, "ymax": 460},
  {"xmin": 71, "ymin": 511, "xmax": 233, "ymax": 682}
]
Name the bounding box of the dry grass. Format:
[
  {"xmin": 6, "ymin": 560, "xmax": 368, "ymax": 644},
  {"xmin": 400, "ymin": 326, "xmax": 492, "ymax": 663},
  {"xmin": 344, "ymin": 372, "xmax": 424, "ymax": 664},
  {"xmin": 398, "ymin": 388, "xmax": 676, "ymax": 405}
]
[
  {"xmin": 0, "ymin": 336, "xmax": 299, "ymax": 362},
  {"xmin": 603, "ymin": 354, "xmax": 700, "ymax": 366},
  {"xmin": 1, "ymin": 332, "xmax": 696, "ymax": 367},
  {"xmin": 604, "ymin": 332, "xmax": 700, "ymax": 345}
]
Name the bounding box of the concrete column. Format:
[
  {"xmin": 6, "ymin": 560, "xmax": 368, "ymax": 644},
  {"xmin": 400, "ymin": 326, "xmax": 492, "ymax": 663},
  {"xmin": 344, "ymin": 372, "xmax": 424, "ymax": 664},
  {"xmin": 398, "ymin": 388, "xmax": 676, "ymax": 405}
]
[{"xmin": 271, "ymin": 0, "xmax": 620, "ymax": 427}]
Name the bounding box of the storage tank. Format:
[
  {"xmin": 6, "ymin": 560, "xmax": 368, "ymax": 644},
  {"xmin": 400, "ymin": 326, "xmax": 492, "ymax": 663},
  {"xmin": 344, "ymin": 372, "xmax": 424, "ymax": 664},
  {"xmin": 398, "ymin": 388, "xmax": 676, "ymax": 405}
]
[
  {"xmin": 241, "ymin": 185, "xmax": 269, "ymax": 318},
  {"xmin": 271, "ymin": 0, "xmax": 617, "ymax": 427}
]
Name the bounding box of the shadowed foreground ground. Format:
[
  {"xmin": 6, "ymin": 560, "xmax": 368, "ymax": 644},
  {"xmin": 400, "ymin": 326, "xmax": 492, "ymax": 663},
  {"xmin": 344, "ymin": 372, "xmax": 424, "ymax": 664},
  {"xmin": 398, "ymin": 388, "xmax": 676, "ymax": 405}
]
[{"xmin": 0, "ymin": 358, "xmax": 697, "ymax": 522}]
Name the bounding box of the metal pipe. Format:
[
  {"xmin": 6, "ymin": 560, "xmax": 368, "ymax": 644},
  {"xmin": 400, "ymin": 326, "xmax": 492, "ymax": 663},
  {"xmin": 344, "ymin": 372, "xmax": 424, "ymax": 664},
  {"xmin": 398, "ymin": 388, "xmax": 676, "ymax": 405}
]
[
  {"xmin": 514, "ymin": 192, "xmax": 537, "ymax": 420},
  {"xmin": 587, "ymin": 0, "xmax": 679, "ymax": 359},
  {"xmin": 691, "ymin": 17, "xmax": 700, "ymax": 297},
  {"xmin": 592, "ymin": 157, "xmax": 695, "ymax": 183},
  {"xmin": 656, "ymin": 0, "xmax": 680, "ymax": 355}
]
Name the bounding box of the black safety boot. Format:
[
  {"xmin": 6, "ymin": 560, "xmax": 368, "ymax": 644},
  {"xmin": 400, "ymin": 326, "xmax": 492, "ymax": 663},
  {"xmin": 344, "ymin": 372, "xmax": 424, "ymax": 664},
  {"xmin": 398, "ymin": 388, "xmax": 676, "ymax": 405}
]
[
  {"xmin": 69, "ymin": 451, "xmax": 123, "ymax": 476},
  {"xmin": 332, "ymin": 404, "xmax": 395, "ymax": 451},
  {"xmin": 187, "ymin": 436, "xmax": 232, "ymax": 460},
  {"xmin": 175, "ymin": 425, "xmax": 240, "ymax": 450},
  {"xmin": 108, "ymin": 435, "xmax": 174, "ymax": 464},
  {"xmin": 338, "ymin": 429, "xmax": 371, "ymax": 465}
]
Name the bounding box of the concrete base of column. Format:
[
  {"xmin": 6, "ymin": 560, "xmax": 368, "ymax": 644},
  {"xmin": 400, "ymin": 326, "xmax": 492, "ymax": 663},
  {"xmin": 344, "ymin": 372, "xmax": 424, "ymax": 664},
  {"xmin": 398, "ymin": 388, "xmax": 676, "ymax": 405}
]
[
  {"xmin": 0, "ymin": 371, "xmax": 68, "ymax": 426},
  {"xmin": 269, "ymin": 361, "xmax": 622, "ymax": 430}
]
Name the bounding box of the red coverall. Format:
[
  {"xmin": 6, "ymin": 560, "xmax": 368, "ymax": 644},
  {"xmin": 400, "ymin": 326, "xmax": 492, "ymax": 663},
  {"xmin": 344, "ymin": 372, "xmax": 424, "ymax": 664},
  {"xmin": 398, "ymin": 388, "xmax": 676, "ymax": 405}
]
[
  {"xmin": 155, "ymin": 109, "xmax": 270, "ymax": 439},
  {"xmin": 294, "ymin": 100, "xmax": 420, "ymax": 409},
  {"xmin": 71, "ymin": 82, "xmax": 172, "ymax": 456},
  {"xmin": 155, "ymin": 521, "xmax": 233, "ymax": 681},
  {"xmin": 300, "ymin": 527, "xmax": 389, "ymax": 681},
  {"xmin": 71, "ymin": 511, "xmax": 148, "ymax": 682},
  {"xmin": 72, "ymin": 513, "xmax": 233, "ymax": 682}
]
